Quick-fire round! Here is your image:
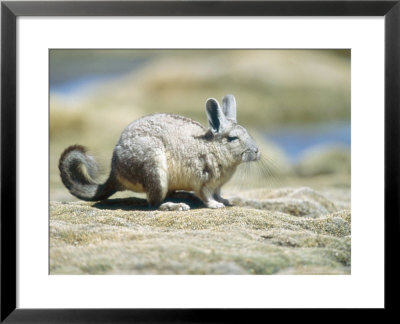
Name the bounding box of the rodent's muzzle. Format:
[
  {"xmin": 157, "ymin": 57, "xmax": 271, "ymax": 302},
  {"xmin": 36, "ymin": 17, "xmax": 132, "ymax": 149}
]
[{"xmin": 242, "ymin": 147, "xmax": 260, "ymax": 162}]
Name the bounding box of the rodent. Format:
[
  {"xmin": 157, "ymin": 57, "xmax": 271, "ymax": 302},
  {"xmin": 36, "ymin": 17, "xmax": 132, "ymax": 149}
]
[{"xmin": 59, "ymin": 94, "xmax": 260, "ymax": 210}]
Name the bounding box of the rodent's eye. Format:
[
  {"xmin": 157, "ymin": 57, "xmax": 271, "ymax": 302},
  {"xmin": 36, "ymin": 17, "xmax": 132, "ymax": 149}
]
[{"xmin": 227, "ymin": 136, "xmax": 239, "ymax": 142}]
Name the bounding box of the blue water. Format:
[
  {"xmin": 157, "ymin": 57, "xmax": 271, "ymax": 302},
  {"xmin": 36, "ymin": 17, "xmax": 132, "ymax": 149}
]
[
  {"xmin": 263, "ymin": 123, "xmax": 351, "ymax": 162},
  {"xmin": 50, "ymin": 55, "xmax": 148, "ymax": 95},
  {"xmin": 50, "ymin": 73, "xmax": 126, "ymax": 95}
]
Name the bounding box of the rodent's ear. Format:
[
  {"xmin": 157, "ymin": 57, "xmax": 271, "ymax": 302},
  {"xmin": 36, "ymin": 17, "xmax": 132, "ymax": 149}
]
[
  {"xmin": 206, "ymin": 98, "xmax": 227, "ymax": 134},
  {"xmin": 222, "ymin": 94, "xmax": 237, "ymax": 122}
]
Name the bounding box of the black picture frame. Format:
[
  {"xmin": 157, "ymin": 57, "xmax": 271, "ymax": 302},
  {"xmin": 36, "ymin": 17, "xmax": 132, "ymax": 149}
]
[{"xmin": 1, "ymin": 0, "xmax": 399, "ymax": 322}]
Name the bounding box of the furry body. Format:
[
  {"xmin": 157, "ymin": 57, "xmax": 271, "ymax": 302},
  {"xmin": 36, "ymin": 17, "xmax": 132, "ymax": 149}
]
[{"xmin": 59, "ymin": 95, "xmax": 260, "ymax": 210}]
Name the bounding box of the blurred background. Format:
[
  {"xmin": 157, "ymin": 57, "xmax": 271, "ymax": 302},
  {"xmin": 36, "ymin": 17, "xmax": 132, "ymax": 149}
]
[{"xmin": 49, "ymin": 49, "xmax": 351, "ymax": 201}]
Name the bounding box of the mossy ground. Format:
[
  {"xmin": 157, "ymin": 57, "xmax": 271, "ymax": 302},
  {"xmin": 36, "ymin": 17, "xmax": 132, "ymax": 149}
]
[{"xmin": 50, "ymin": 187, "xmax": 350, "ymax": 275}]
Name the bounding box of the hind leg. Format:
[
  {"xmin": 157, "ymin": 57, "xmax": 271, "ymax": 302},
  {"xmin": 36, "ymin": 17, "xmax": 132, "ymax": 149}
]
[
  {"xmin": 159, "ymin": 201, "xmax": 190, "ymax": 211},
  {"xmin": 142, "ymin": 154, "xmax": 189, "ymax": 211},
  {"xmin": 143, "ymin": 154, "xmax": 169, "ymax": 206}
]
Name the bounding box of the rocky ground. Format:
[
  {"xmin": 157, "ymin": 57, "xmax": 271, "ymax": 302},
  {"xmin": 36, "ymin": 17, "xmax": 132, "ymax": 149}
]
[{"xmin": 49, "ymin": 186, "xmax": 350, "ymax": 275}]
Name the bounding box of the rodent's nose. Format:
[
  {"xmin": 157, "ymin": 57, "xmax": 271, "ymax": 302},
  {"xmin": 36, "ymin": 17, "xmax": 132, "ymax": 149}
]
[{"xmin": 254, "ymin": 148, "xmax": 261, "ymax": 160}]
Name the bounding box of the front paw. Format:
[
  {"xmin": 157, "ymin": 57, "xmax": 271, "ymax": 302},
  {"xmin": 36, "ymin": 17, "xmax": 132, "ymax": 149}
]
[
  {"xmin": 217, "ymin": 197, "xmax": 230, "ymax": 206},
  {"xmin": 206, "ymin": 201, "xmax": 225, "ymax": 209}
]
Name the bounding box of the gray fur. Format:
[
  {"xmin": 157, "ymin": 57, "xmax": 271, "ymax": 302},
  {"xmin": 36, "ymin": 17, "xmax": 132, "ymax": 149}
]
[
  {"xmin": 206, "ymin": 98, "xmax": 227, "ymax": 133},
  {"xmin": 58, "ymin": 145, "xmax": 118, "ymax": 201},
  {"xmin": 59, "ymin": 95, "xmax": 260, "ymax": 209},
  {"xmin": 222, "ymin": 94, "xmax": 237, "ymax": 122}
]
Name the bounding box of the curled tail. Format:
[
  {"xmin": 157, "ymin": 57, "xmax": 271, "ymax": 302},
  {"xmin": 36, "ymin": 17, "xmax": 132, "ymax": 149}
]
[{"xmin": 59, "ymin": 145, "xmax": 117, "ymax": 201}]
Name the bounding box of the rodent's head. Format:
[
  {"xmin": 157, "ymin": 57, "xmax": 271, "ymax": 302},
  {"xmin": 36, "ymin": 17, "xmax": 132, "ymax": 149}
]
[{"xmin": 205, "ymin": 95, "xmax": 260, "ymax": 164}]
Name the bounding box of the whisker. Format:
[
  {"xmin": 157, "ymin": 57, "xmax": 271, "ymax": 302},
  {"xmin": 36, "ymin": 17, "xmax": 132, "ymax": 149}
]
[
  {"xmin": 256, "ymin": 155, "xmax": 283, "ymax": 188},
  {"xmin": 227, "ymin": 150, "xmax": 285, "ymax": 197}
]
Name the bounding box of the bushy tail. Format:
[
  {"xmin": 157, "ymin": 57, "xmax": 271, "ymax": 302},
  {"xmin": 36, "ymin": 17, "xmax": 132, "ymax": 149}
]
[{"xmin": 58, "ymin": 145, "xmax": 117, "ymax": 201}]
